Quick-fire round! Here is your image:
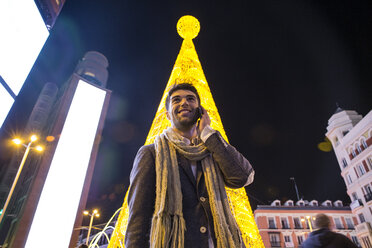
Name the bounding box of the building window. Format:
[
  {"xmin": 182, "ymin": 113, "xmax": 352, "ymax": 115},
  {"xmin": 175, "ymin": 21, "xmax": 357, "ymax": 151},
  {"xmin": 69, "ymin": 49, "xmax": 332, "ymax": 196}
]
[
  {"xmin": 368, "ymin": 157, "xmax": 372, "ymax": 169},
  {"xmin": 284, "ymin": 235, "xmax": 291, "ymax": 243},
  {"xmin": 364, "ymin": 185, "xmax": 372, "ymax": 202},
  {"xmin": 284, "ymin": 235, "xmax": 292, "ymax": 246},
  {"xmin": 334, "ymin": 217, "xmax": 343, "ymax": 229},
  {"xmin": 362, "ymin": 139, "xmax": 368, "ymax": 149},
  {"xmin": 268, "ymin": 217, "xmax": 276, "ymax": 229},
  {"xmin": 294, "ymin": 217, "xmax": 302, "ymax": 229},
  {"xmin": 352, "ymin": 192, "xmax": 358, "ymax": 201},
  {"xmin": 352, "ymin": 150, "xmax": 357, "ymax": 158},
  {"xmin": 357, "ymin": 144, "xmax": 363, "ymax": 153},
  {"xmin": 365, "ymin": 184, "xmax": 372, "ymax": 194},
  {"xmin": 297, "ymin": 235, "xmax": 304, "ymax": 245},
  {"xmin": 361, "ymin": 236, "xmax": 372, "ymax": 248},
  {"xmin": 357, "ymin": 164, "xmax": 366, "ymax": 177},
  {"xmin": 346, "ymin": 173, "xmax": 353, "ymax": 185},
  {"xmin": 269, "ymin": 233, "xmax": 281, "ymax": 247},
  {"xmin": 342, "ymin": 158, "xmax": 348, "ymax": 168},
  {"xmin": 359, "ymin": 213, "xmax": 366, "ymax": 223},
  {"xmin": 281, "ymin": 217, "xmax": 289, "ymax": 229},
  {"xmin": 352, "ymin": 236, "xmax": 360, "ymax": 247},
  {"xmin": 346, "ymin": 218, "xmax": 354, "ymax": 229}
]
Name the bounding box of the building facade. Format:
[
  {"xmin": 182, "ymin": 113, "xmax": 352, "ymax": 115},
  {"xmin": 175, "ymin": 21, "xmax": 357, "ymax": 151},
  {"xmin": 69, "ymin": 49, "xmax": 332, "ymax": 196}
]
[
  {"xmin": 254, "ymin": 199, "xmax": 359, "ymax": 248},
  {"xmin": 326, "ymin": 109, "xmax": 372, "ymax": 248}
]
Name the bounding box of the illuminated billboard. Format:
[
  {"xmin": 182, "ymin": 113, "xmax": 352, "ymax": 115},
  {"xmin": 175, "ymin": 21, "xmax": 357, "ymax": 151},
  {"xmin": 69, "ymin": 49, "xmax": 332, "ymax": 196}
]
[
  {"xmin": 0, "ymin": 0, "xmax": 50, "ymax": 127},
  {"xmin": 0, "ymin": 87, "xmax": 14, "ymax": 128},
  {"xmin": 25, "ymin": 80, "xmax": 108, "ymax": 247}
]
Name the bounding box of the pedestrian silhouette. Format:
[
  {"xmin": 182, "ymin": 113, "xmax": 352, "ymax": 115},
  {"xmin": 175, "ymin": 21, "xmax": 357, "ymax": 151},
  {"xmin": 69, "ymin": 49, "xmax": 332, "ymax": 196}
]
[{"xmin": 302, "ymin": 214, "xmax": 358, "ymax": 248}]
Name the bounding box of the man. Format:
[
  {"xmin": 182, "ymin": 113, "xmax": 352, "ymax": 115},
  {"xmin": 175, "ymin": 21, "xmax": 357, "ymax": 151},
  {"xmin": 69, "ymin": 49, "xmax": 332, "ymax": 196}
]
[
  {"xmin": 125, "ymin": 82, "xmax": 254, "ymax": 247},
  {"xmin": 302, "ymin": 214, "xmax": 358, "ymax": 248}
]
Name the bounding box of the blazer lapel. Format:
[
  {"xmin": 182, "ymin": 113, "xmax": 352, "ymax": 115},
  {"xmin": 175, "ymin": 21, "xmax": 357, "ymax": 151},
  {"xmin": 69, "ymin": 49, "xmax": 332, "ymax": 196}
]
[
  {"xmin": 178, "ymin": 155, "xmax": 197, "ymax": 189},
  {"xmin": 196, "ymin": 161, "xmax": 203, "ymax": 187}
]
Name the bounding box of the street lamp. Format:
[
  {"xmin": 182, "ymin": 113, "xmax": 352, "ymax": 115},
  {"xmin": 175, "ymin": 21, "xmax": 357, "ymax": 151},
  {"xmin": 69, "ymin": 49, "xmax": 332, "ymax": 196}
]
[
  {"xmin": 0, "ymin": 135, "xmax": 43, "ymax": 225},
  {"xmin": 84, "ymin": 209, "xmax": 100, "ymax": 245},
  {"xmin": 301, "ymin": 215, "xmax": 314, "ymax": 232}
]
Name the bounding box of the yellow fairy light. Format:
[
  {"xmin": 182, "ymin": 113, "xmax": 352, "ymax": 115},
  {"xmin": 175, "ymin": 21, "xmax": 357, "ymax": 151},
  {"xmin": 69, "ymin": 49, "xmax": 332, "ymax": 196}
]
[{"xmin": 109, "ymin": 15, "xmax": 264, "ymax": 248}]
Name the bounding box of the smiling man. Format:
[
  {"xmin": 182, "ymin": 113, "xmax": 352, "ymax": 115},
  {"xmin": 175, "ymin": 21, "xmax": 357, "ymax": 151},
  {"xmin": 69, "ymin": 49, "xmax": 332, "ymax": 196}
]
[{"xmin": 125, "ymin": 82, "xmax": 254, "ymax": 248}]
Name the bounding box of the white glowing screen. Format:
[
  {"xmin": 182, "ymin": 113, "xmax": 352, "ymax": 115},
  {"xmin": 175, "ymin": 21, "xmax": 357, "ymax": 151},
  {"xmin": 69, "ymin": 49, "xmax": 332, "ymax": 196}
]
[
  {"xmin": 0, "ymin": 86, "xmax": 14, "ymax": 128},
  {"xmin": 25, "ymin": 80, "xmax": 106, "ymax": 248},
  {"xmin": 0, "ymin": 0, "xmax": 49, "ymax": 96}
]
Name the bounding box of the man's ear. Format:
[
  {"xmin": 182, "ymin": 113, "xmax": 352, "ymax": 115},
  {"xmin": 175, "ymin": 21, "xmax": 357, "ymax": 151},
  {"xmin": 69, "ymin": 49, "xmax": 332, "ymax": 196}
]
[{"xmin": 166, "ymin": 110, "xmax": 171, "ymax": 120}]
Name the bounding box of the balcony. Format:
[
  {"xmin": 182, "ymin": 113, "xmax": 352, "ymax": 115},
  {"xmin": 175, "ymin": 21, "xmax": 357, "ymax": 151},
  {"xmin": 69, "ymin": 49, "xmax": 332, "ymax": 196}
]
[
  {"xmin": 282, "ymin": 224, "xmax": 290, "ymax": 229},
  {"xmin": 355, "ymin": 222, "xmax": 372, "ymax": 234},
  {"xmin": 364, "ymin": 192, "xmax": 372, "ymax": 203},
  {"xmin": 294, "ymin": 224, "xmax": 302, "ymax": 229},
  {"xmin": 270, "ymin": 241, "xmax": 281, "ymax": 247},
  {"xmin": 285, "ymin": 241, "xmax": 294, "ymax": 248},
  {"xmin": 269, "ymin": 224, "xmax": 277, "ymax": 229},
  {"xmin": 350, "ymin": 199, "xmax": 363, "ymax": 210}
]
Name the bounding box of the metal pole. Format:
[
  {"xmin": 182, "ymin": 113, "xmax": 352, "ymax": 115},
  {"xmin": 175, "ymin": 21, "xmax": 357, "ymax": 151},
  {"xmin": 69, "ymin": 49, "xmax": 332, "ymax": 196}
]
[
  {"xmin": 0, "ymin": 141, "xmax": 32, "ymax": 225},
  {"xmin": 86, "ymin": 213, "xmax": 94, "ymax": 245},
  {"xmin": 307, "ymin": 216, "xmax": 313, "ymax": 232},
  {"xmin": 290, "ymin": 177, "xmax": 300, "ymax": 201}
]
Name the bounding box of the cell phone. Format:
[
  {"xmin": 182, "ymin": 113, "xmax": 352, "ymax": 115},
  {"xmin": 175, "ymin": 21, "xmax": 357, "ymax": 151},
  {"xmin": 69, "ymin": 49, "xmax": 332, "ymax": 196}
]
[{"xmin": 196, "ymin": 106, "xmax": 203, "ymax": 119}]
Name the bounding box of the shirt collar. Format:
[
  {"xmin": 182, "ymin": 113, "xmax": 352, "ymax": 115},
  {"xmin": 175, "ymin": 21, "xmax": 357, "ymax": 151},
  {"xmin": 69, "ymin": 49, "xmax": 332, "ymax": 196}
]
[{"xmin": 172, "ymin": 129, "xmax": 200, "ymax": 146}]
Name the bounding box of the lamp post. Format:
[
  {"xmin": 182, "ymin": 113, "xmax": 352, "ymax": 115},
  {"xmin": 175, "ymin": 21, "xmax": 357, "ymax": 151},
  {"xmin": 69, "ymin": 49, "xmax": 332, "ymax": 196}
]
[
  {"xmin": 301, "ymin": 215, "xmax": 314, "ymax": 232},
  {"xmin": 290, "ymin": 177, "xmax": 300, "ymax": 201},
  {"xmin": 0, "ymin": 135, "xmax": 43, "ymax": 225},
  {"xmin": 84, "ymin": 209, "xmax": 100, "ymax": 246}
]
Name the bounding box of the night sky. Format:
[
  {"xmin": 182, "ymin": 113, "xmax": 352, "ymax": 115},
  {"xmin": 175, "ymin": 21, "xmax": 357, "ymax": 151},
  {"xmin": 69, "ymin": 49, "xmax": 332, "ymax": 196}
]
[{"xmin": 1, "ymin": 0, "xmax": 372, "ymax": 223}]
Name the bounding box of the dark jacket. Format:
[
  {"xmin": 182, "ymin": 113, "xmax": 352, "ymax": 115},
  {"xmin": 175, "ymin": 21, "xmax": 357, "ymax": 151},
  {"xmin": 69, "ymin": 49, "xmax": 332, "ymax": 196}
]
[
  {"xmin": 302, "ymin": 228, "xmax": 358, "ymax": 248},
  {"xmin": 125, "ymin": 132, "xmax": 254, "ymax": 247}
]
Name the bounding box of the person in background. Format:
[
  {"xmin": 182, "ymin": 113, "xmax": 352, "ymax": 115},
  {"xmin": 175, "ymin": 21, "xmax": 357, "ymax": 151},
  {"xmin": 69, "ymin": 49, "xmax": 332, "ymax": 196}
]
[{"xmin": 302, "ymin": 213, "xmax": 358, "ymax": 248}]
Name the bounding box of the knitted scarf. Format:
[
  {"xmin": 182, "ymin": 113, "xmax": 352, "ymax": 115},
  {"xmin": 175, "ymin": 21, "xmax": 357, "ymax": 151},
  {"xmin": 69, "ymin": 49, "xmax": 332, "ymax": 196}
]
[{"xmin": 150, "ymin": 127, "xmax": 242, "ymax": 248}]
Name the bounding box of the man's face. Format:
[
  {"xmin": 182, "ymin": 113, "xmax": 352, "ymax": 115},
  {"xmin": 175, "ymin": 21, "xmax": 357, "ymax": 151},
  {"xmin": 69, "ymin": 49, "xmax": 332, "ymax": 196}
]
[{"xmin": 166, "ymin": 89, "xmax": 200, "ymax": 131}]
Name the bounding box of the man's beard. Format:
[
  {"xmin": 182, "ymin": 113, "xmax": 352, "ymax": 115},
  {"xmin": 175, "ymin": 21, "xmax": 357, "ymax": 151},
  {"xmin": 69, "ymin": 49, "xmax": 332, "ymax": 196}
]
[{"xmin": 173, "ymin": 109, "xmax": 199, "ymax": 131}]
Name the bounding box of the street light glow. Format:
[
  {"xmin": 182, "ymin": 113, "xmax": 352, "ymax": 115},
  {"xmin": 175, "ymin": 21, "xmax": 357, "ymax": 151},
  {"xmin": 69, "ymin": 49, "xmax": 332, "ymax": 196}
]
[
  {"xmin": 46, "ymin": 136, "xmax": 55, "ymax": 142},
  {"xmin": 1, "ymin": 133, "xmax": 44, "ymax": 226},
  {"xmin": 12, "ymin": 138, "xmax": 22, "ymax": 145},
  {"xmin": 83, "ymin": 209, "xmax": 101, "ymax": 245},
  {"xmin": 30, "ymin": 135, "xmax": 37, "ymax": 142},
  {"xmin": 35, "ymin": 145, "xmax": 43, "ymax": 152}
]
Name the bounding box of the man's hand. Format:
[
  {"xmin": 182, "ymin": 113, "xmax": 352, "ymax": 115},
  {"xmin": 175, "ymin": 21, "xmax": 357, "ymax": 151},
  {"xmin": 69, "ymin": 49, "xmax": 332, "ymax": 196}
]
[{"xmin": 198, "ymin": 106, "xmax": 211, "ymax": 134}]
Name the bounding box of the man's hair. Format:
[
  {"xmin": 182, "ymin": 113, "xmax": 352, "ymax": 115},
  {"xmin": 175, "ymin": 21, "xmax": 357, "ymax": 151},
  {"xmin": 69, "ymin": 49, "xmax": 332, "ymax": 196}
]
[
  {"xmin": 314, "ymin": 214, "xmax": 331, "ymax": 229},
  {"xmin": 165, "ymin": 82, "xmax": 201, "ymax": 111}
]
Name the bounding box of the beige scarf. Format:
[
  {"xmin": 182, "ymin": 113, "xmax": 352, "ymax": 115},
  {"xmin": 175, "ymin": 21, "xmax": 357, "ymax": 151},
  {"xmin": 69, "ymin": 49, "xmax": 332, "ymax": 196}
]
[{"xmin": 150, "ymin": 127, "xmax": 242, "ymax": 248}]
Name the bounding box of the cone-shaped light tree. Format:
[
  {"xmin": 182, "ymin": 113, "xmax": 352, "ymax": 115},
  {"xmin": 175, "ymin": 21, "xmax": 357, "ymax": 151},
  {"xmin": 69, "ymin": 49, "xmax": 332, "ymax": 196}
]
[{"xmin": 109, "ymin": 16, "xmax": 264, "ymax": 248}]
